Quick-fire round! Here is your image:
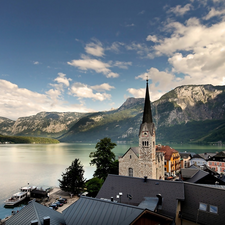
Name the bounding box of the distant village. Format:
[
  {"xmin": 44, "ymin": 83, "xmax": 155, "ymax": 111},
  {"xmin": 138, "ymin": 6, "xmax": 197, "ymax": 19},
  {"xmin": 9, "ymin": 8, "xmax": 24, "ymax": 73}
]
[{"xmin": 2, "ymin": 81, "xmax": 225, "ymax": 225}]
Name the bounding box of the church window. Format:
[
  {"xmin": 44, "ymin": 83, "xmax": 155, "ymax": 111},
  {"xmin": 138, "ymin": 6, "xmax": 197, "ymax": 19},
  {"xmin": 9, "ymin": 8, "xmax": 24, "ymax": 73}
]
[
  {"xmin": 130, "ymin": 155, "xmax": 132, "ymax": 159},
  {"xmin": 128, "ymin": 168, "xmax": 133, "ymax": 177},
  {"xmin": 147, "ymin": 141, "xmax": 149, "ymax": 146},
  {"xmin": 142, "ymin": 141, "xmax": 145, "ymax": 146},
  {"xmin": 153, "ymin": 141, "xmax": 155, "ymax": 148}
]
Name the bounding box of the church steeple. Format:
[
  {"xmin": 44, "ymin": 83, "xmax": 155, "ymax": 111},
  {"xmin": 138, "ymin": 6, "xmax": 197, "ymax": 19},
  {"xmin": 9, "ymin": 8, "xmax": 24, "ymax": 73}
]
[{"xmin": 142, "ymin": 79, "xmax": 153, "ymax": 124}]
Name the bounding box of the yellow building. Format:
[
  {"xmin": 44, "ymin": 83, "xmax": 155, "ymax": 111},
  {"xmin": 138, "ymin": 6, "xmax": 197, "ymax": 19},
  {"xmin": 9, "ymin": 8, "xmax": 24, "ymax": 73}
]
[{"xmin": 156, "ymin": 144, "xmax": 181, "ymax": 177}]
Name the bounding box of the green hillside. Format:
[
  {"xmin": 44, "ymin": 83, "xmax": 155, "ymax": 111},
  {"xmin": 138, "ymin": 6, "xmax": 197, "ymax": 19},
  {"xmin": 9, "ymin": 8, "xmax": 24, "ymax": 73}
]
[{"xmin": 0, "ymin": 134, "xmax": 59, "ymax": 144}]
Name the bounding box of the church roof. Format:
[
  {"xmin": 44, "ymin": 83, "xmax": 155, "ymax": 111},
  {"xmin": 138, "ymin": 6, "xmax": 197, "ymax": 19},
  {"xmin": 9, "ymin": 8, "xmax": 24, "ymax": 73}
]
[
  {"xmin": 120, "ymin": 147, "xmax": 139, "ymax": 158},
  {"xmin": 142, "ymin": 80, "xmax": 153, "ymax": 124},
  {"xmin": 156, "ymin": 145, "xmax": 178, "ymax": 161}
]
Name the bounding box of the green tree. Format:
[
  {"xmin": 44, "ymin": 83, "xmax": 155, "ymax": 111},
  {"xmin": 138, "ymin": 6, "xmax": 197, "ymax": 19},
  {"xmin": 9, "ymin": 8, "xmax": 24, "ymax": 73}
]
[
  {"xmin": 86, "ymin": 177, "xmax": 104, "ymax": 197},
  {"xmin": 89, "ymin": 137, "xmax": 117, "ymax": 180},
  {"xmin": 58, "ymin": 158, "xmax": 85, "ymax": 195}
]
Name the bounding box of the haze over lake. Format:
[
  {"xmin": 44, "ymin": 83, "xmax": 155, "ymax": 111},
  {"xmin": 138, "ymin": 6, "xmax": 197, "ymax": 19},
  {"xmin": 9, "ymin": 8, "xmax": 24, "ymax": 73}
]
[{"xmin": 1, "ymin": 142, "xmax": 225, "ymax": 219}]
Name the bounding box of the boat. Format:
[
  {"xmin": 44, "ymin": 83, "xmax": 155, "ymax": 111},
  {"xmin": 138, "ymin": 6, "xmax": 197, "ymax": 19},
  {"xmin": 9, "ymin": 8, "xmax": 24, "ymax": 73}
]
[{"xmin": 4, "ymin": 192, "xmax": 27, "ymax": 207}]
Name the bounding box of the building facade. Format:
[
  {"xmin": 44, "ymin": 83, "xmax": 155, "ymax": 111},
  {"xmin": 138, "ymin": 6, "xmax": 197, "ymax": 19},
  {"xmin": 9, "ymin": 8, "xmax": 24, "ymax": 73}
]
[
  {"xmin": 119, "ymin": 80, "xmax": 164, "ymax": 180},
  {"xmin": 156, "ymin": 144, "xmax": 181, "ymax": 176}
]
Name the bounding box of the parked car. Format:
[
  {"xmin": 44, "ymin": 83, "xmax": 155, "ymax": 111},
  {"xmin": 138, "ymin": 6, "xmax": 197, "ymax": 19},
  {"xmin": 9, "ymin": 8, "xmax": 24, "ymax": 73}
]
[
  {"xmin": 49, "ymin": 203, "xmax": 58, "ymax": 210},
  {"xmin": 55, "ymin": 201, "xmax": 63, "ymax": 207},
  {"xmin": 58, "ymin": 198, "xmax": 67, "ymax": 204}
]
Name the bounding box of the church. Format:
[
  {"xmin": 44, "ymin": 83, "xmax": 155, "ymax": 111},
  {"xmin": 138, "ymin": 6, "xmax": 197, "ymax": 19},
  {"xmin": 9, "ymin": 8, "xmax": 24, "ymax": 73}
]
[{"xmin": 119, "ymin": 80, "xmax": 164, "ymax": 180}]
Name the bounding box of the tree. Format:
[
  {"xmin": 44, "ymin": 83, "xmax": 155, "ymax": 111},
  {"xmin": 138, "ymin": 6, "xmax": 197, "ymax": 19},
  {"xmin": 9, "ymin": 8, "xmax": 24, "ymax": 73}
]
[
  {"xmin": 89, "ymin": 137, "xmax": 117, "ymax": 180},
  {"xmin": 85, "ymin": 177, "xmax": 104, "ymax": 197},
  {"xmin": 58, "ymin": 158, "xmax": 85, "ymax": 195}
]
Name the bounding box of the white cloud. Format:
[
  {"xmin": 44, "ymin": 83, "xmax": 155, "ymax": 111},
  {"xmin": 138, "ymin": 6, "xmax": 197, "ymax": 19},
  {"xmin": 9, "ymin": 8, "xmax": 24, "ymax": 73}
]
[
  {"xmin": 127, "ymin": 88, "xmax": 145, "ymax": 98},
  {"xmin": 54, "ymin": 73, "xmax": 72, "ymax": 87},
  {"xmin": 69, "ymin": 82, "xmax": 111, "ymax": 101},
  {"xmin": 114, "ymin": 61, "xmax": 132, "ymax": 69},
  {"xmin": 91, "ymin": 83, "xmax": 115, "ymax": 91},
  {"xmin": 67, "ymin": 55, "xmax": 119, "ymax": 78},
  {"xmin": 0, "ymin": 79, "xmax": 96, "ymax": 120},
  {"xmin": 203, "ymin": 7, "xmax": 225, "ymax": 20},
  {"xmin": 146, "ymin": 35, "xmax": 159, "ymax": 42},
  {"xmin": 167, "ymin": 4, "xmax": 192, "ymax": 16},
  {"xmin": 106, "ymin": 42, "xmax": 124, "ymax": 53},
  {"xmin": 85, "ymin": 40, "xmax": 105, "ymax": 57},
  {"xmin": 33, "ymin": 61, "xmax": 39, "ymax": 65}
]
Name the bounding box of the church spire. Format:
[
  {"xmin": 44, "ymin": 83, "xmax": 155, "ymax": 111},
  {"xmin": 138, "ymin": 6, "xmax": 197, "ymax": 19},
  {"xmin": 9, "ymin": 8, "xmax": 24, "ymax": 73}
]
[{"xmin": 142, "ymin": 79, "xmax": 153, "ymax": 124}]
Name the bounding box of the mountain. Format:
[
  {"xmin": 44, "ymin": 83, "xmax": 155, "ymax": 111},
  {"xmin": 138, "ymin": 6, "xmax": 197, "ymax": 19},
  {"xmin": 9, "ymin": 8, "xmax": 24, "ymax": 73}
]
[
  {"xmin": 1, "ymin": 84, "xmax": 225, "ymax": 144},
  {"xmin": 59, "ymin": 84, "xmax": 225, "ymax": 143},
  {"xmin": 0, "ymin": 112, "xmax": 88, "ymax": 138}
]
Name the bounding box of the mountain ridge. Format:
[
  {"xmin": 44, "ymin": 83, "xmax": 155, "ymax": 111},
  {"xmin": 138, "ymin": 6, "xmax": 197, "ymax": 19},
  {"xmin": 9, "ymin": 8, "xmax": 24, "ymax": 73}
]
[{"xmin": 1, "ymin": 84, "xmax": 225, "ymax": 144}]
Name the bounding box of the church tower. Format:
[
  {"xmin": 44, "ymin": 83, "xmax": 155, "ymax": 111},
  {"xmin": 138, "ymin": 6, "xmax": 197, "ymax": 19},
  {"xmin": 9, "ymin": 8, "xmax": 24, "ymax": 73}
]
[
  {"xmin": 119, "ymin": 80, "xmax": 164, "ymax": 180},
  {"xmin": 138, "ymin": 80, "xmax": 156, "ymax": 178}
]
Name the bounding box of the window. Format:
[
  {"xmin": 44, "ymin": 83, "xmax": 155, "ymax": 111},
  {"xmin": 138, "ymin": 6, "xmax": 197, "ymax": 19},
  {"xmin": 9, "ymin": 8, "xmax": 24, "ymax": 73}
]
[
  {"xmin": 128, "ymin": 168, "xmax": 133, "ymax": 177},
  {"xmin": 130, "ymin": 155, "xmax": 132, "ymax": 159},
  {"xmin": 199, "ymin": 203, "xmax": 207, "ymax": 211},
  {"xmin": 164, "ymin": 162, "xmax": 167, "ymax": 165},
  {"xmin": 209, "ymin": 205, "xmax": 218, "ymax": 214}
]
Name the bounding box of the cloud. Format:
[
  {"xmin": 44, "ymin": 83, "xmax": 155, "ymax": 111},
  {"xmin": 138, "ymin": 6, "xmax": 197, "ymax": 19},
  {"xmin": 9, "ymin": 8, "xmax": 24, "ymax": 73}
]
[
  {"xmin": 126, "ymin": 42, "xmax": 151, "ymax": 57},
  {"xmin": 91, "ymin": 83, "xmax": 115, "ymax": 91},
  {"xmin": 127, "ymin": 88, "xmax": 145, "ymax": 98},
  {"xmin": 69, "ymin": 82, "xmax": 111, "ymax": 101},
  {"xmin": 54, "ymin": 73, "xmax": 72, "ymax": 87},
  {"xmin": 167, "ymin": 4, "xmax": 192, "ymax": 16},
  {"xmin": 85, "ymin": 40, "xmax": 105, "ymax": 57},
  {"xmin": 67, "ymin": 55, "xmax": 119, "ymax": 78},
  {"xmin": 114, "ymin": 61, "xmax": 132, "ymax": 69},
  {"xmin": 33, "ymin": 61, "xmax": 39, "ymax": 65},
  {"xmin": 146, "ymin": 35, "xmax": 159, "ymax": 43},
  {"xmin": 138, "ymin": 10, "xmax": 145, "ymax": 15},
  {"xmin": 106, "ymin": 42, "xmax": 124, "ymax": 53},
  {"xmin": 0, "ymin": 79, "xmax": 95, "ymax": 120},
  {"xmin": 203, "ymin": 7, "xmax": 225, "ymax": 20}
]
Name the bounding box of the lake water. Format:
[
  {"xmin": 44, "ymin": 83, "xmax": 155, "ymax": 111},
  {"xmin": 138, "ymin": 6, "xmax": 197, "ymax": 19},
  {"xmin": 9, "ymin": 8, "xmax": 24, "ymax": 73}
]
[{"xmin": 1, "ymin": 142, "xmax": 225, "ymax": 219}]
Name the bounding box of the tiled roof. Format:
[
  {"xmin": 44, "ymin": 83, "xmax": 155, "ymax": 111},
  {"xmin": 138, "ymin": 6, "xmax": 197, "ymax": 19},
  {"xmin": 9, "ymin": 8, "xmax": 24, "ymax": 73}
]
[
  {"xmin": 181, "ymin": 183, "xmax": 225, "ymax": 224},
  {"xmin": 156, "ymin": 145, "xmax": 178, "ymax": 160},
  {"xmin": 5, "ymin": 200, "xmax": 65, "ymax": 225},
  {"xmin": 181, "ymin": 168, "xmax": 199, "ymax": 178},
  {"xmin": 63, "ymin": 196, "xmax": 145, "ymax": 225},
  {"xmin": 96, "ymin": 174, "xmax": 185, "ymax": 218}
]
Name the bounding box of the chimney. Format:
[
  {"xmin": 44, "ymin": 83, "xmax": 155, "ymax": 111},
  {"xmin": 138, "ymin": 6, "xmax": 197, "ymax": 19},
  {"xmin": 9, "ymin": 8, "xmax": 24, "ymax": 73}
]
[
  {"xmin": 156, "ymin": 194, "xmax": 162, "ymax": 209},
  {"xmin": 31, "ymin": 220, "xmax": 38, "ymax": 225},
  {"xmin": 43, "ymin": 216, "xmax": 50, "ymax": 225},
  {"xmin": 144, "ymin": 176, "xmax": 147, "ymax": 182},
  {"xmin": 111, "ymin": 197, "xmax": 113, "ymax": 202}
]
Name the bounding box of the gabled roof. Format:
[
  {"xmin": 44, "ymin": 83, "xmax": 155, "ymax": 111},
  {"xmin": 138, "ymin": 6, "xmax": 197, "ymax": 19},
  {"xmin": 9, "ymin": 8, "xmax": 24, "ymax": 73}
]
[
  {"xmin": 96, "ymin": 174, "xmax": 185, "ymax": 218},
  {"xmin": 181, "ymin": 168, "xmax": 199, "ymax": 179},
  {"xmin": 212, "ymin": 151, "xmax": 225, "ymax": 158},
  {"xmin": 198, "ymin": 152, "xmax": 216, "ymax": 160},
  {"xmin": 120, "ymin": 147, "xmax": 139, "ymax": 158},
  {"xmin": 156, "ymin": 145, "xmax": 178, "ymax": 161},
  {"xmin": 186, "ymin": 170, "xmax": 208, "ymax": 183},
  {"xmin": 63, "ymin": 196, "xmax": 157, "ymax": 225},
  {"xmin": 5, "ymin": 200, "xmax": 65, "ymax": 225}
]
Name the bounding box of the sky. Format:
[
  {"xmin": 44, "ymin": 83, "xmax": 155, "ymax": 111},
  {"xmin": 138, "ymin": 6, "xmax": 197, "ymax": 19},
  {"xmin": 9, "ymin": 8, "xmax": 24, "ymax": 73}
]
[{"xmin": 1, "ymin": 0, "xmax": 225, "ymax": 120}]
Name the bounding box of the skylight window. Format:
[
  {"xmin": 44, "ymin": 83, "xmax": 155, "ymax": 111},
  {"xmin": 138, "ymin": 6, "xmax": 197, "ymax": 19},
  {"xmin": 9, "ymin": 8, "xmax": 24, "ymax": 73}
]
[
  {"xmin": 199, "ymin": 203, "xmax": 207, "ymax": 211},
  {"xmin": 209, "ymin": 205, "xmax": 218, "ymax": 214}
]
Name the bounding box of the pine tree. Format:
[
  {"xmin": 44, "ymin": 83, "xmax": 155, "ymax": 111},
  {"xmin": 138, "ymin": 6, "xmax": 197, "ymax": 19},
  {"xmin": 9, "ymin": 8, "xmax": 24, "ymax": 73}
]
[
  {"xmin": 89, "ymin": 137, "xmax": 117, "ymax": 180},
  {"xmin": 58, "ymin": 158, "xmax": 85, "ymax": 195}
]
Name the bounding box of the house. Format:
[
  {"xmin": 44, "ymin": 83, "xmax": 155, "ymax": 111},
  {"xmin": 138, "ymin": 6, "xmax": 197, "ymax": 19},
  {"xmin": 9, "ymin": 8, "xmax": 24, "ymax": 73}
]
[
  {"xmin": 180, "ymin": 165, "xmax": 225, "ymax": 185},
  {"xmin": 179, "ymin": 152, "xmax": 192, "ymax": 169},
  {"xmin": 97, "ymin": 174, "xmax": 225, "ymax": 225},
  {"xmin": 207, "ymin": 151, "xmax": 225, "ymax": 174},
  {"xmin": 156, "ymin": 145, "xmax": 181, "ymax": 176},
  {"xmin": 189, "ymin": 154, "xmax": 207, "ymax": 167},
  {"xmin": 63, "ymin": 196, "xmax": 173, "ymax": 225},
  {"xmin": 5, "ymin": 200, "xmax": 65, "ymax": 225},
  {"xmin": 119, "ymin": 80, "xmax": 164, "ymax": 180}
]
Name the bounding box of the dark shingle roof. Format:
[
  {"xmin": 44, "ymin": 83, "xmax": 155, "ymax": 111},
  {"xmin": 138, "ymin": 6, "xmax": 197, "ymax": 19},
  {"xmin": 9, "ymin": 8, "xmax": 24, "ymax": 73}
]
[
  {"xmin": 63, "ymin": 196, "xmax": 145, "ymax": 225},
  {"xmin": 186, "ymin": 170, "xmax": 208, "ymax": 183},
  {"xmin": 181, "ymin": 168, "xmax": 199, "ymax": 178},
  {"xmin": 5, "ymin": 200, "xmax": 65, "ymax": 225},
  {"xmin": 182, "ymin": 183, "xmax": 225, "ymax": 225},
  {"xmin": 96, "ymin": 174, "xmax": 185, "ymax": 218}
]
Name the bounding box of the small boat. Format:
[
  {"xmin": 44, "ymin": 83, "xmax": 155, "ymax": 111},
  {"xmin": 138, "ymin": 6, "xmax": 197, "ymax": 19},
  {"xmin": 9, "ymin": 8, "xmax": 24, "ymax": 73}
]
[{"xmin": 4, "ymin": 192, "xmax": 27, "ymax": 207}]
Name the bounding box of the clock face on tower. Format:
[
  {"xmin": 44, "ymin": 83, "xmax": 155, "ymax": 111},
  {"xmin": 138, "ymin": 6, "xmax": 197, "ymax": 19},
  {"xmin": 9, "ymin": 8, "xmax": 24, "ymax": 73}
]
[{"xmin": 142, "ymin": 131, "xmax": 149, "ymax": 137}]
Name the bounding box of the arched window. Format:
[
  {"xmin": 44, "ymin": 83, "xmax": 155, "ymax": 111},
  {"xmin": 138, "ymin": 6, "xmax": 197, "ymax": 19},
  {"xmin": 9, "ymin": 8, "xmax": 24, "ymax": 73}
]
[
  {"xmin": 147, "ymin": 141, "xmax": 149, "ymax": 146},
  {"xmin": 142, "ymin": 141, "xmax": 145, "ymax": 146},
  {"xmin": 128, "ymin": 168, "xmax": 133, "ymax": 177},
  {"xmin": 130, "ymin": 155, "xmax": 132, "ymax": 159}
]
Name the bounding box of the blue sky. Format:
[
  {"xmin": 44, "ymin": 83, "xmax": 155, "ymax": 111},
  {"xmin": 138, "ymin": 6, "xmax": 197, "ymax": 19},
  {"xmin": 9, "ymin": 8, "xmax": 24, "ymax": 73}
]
[{"xmin": 1, "ymin": 0, "xmax": 225, "ymax": 120}]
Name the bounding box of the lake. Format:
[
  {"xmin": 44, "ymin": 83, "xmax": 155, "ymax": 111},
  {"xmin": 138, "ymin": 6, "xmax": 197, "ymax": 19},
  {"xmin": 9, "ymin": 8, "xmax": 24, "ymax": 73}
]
[{"xmin": 1, "ymin": 142, "xmax": 225, "ymax": 219}]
